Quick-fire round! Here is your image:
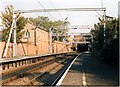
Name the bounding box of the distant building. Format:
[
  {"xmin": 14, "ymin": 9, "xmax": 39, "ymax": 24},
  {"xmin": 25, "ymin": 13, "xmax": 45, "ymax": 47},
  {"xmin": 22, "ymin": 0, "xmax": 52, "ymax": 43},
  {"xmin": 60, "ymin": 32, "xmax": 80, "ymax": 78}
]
[
  {"xmin": 74, "ymin": 35, "xmax": 85, "ymax": 42},
  {"xmin": 67, "ymin": 35, "xmax": 84, "ymax": 43}
]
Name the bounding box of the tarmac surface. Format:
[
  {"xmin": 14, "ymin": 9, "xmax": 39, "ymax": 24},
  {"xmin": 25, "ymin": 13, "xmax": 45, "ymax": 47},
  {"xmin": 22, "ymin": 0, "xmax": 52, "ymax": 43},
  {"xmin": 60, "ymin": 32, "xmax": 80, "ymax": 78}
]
[{"xmin": 59, "ymin": 51, "xmax": 119, "ymax": 86}]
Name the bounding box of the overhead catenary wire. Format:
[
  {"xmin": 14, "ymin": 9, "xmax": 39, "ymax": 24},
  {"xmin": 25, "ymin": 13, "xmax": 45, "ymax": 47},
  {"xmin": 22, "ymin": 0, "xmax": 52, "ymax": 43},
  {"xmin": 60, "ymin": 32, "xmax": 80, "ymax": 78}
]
[
  {"xmin": 37, "ymin": 0, "xmax": 56, "ymax": 21},
  {"xmin": 95, "ymin": 10, "xmax": 103, "ymax": 18},
  {"xmin": 48, "ymin": 0, "xmax": 63, "ymax": 19}
]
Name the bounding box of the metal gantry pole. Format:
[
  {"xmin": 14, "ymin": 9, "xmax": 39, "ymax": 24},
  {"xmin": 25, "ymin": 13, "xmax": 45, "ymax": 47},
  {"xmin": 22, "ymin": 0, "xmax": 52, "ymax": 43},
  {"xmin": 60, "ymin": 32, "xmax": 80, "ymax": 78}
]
[
  {"xmin": 13, "ymin": 14, "xmax": 17, "ymax": 57},
  {"xmin": 49, "ymin": 28, "xmax": 52, "ymax": 54},
  {"xmin": 90, "ymin": 28, "xmax": 94, "ymax": 51},
  {"xmin": 103, "ymin": 10, "xmax": 106, "ymax": 43},
  {"xmin": 3, "ymin": 14, "xmax": 16, "ymax": 58}
]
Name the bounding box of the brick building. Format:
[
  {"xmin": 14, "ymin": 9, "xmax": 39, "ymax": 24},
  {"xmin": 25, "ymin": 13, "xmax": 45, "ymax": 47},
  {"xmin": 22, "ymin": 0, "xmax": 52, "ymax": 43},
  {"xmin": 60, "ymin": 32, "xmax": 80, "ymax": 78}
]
[
  {"xmin": 20, "ymin": 23, "xmax": 50, "ymax": 55},
  {"xmin": 0, "ymin": 23, "xmax": 72, "ymax": 58}
]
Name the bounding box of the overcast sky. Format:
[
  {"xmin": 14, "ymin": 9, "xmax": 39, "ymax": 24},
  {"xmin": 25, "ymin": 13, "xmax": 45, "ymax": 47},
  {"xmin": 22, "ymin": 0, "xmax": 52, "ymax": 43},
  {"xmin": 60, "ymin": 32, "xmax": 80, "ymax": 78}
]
[{"xmin": 0, "ymin": 0, "xmax": 119, "ymax": 33}]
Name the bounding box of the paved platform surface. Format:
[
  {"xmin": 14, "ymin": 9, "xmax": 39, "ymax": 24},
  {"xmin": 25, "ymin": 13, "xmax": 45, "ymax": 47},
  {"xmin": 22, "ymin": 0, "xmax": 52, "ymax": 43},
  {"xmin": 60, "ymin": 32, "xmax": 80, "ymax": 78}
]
[{"xmin": 59, "ymin": 52, "xmax": 119, "ymax": 86}]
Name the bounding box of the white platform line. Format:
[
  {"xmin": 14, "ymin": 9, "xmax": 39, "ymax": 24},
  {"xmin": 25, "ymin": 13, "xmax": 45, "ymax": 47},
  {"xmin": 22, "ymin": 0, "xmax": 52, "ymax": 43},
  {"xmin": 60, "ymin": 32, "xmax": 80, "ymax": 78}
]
[
  {"xmin": 82, "ymin": 71, "xmax": 87, "ymax": 86},
  {"xmin": 56, "ymin": 53, "xmax": 81, "ymax": 86}
]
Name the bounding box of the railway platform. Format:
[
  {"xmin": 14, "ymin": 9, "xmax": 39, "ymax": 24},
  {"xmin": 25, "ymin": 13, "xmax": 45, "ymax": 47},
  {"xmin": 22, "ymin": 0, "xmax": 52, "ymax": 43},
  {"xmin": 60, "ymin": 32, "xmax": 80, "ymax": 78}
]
[{"xmin": 57, "ymin": 51, "xmax": 119, "ymax": 86}]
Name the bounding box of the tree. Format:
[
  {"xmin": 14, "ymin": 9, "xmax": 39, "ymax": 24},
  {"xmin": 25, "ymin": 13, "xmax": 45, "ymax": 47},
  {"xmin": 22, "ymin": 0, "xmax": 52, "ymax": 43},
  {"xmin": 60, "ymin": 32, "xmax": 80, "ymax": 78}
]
[
  {"xmin": 29, "ymin": 16, "xmax": 65, "ymax": 31},
  {"xmin": 1, "ymin": 5, "xmax": 27, "ymax": 43},
  {"xmin": 91, "ymin": 17, "xmax": 104, "ymax": 53},
  {"xmin": 91, "ymin": 17, "xmax": 118, "ymax": 52},
  {"xmin": 29, "ymin": 16, "xmax": 50, "ymax": 31},
  {"xmin": 91, "ymin": 17, "xmax": 119, "ymax": 66}
]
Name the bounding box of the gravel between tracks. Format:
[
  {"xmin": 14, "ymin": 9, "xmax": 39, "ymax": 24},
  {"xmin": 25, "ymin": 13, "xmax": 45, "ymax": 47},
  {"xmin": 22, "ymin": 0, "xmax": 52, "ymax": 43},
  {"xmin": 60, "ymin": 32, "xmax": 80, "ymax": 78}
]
[{"xmin": 4, "ymin": 62, "xmax": 64, "ymax": 85}]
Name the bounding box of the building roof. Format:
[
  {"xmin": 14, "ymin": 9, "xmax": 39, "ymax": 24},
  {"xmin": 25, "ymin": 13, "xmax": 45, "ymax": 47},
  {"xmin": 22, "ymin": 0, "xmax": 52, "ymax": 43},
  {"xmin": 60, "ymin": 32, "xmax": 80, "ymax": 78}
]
[{"xmin": 26, "ymin": 22, "xmax": 48, "ymax": 32}]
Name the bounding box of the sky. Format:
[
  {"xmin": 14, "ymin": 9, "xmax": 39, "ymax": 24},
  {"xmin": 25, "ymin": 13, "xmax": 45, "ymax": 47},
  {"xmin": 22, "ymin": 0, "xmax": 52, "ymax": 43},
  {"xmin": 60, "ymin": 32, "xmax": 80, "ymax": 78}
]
[{"xmin": 0, "ymin": 0, "xmax": 119, "ymax": 33}]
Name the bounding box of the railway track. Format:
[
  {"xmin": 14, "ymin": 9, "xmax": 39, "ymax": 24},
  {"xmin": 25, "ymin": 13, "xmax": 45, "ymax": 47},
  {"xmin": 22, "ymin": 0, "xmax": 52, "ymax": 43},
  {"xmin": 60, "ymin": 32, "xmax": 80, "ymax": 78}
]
[
  {"xmin": 1, "ymin": 53, "xmax": 78, "ymax": 86},
  {"xmin": 1, "ymin": 57, "xmax": 56, "ymax": 84}
]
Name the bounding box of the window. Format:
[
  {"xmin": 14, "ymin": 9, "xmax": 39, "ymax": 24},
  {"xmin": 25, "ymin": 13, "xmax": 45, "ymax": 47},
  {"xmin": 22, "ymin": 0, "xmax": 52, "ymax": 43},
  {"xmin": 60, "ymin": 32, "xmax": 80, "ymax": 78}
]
[{"xmin": 25, "ymin": 30, "xmax": 30, "ymax": 38}]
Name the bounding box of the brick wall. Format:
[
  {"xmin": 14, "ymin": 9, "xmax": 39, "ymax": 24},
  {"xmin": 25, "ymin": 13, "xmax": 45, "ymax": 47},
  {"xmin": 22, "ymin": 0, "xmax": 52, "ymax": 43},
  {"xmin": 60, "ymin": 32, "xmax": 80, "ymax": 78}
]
[
  {"xmin": 0, "ymin": 42, "xmax": 5, "ymax": 57},
  {"xmin": 0, "ymin": 40, "xmax": 72, "ymax": 58}
]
